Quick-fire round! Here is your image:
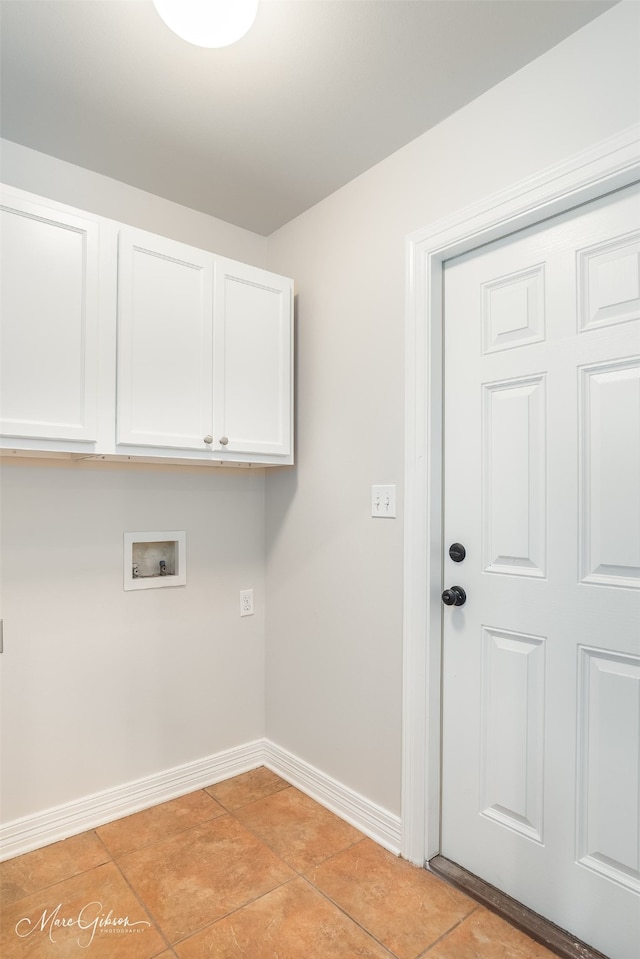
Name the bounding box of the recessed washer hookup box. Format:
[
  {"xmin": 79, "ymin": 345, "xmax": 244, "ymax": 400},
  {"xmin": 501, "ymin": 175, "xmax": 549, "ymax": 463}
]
[{"xmin": 123, "ymin": 530, "xmax": 186, "ymax": 591}]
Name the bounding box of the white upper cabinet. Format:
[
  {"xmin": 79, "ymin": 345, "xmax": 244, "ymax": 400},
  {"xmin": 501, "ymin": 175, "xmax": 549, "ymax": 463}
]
[
  {"xmin": 214, "ymin": 258, "xmax": 293, "ymax": 459},
  {"xmin": 0, "ymin": 190, "xmax": 100, "ymax": 445},
  {"xmin": 116, "ymin": 228, "xmax": 293, "ymax": 464},
  {"xmin": 117, "ymin": 229, "xmax": 214, "ymax": 452},
  {"xmin": 0, "ymin": 188, "xmax": 294, "ymax": 467}
]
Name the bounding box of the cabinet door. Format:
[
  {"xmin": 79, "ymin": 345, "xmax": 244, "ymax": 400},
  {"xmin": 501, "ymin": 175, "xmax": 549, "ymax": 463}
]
[
  {"xmin": 117, "ymin": 229, "xmax": 214, "ymax": 451},
  {"xmin": 213, "ymin": 259, "xmax": 293, "ymax": 460},
  {"xmin": 0, "ymin": 191, "xmax": 100, "ymax": 443}
]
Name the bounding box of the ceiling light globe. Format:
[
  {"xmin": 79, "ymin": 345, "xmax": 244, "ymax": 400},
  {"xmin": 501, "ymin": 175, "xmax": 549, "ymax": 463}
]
[{"xmin": 153, "ymin": 0, "xmax": 259, "ymax": 49}]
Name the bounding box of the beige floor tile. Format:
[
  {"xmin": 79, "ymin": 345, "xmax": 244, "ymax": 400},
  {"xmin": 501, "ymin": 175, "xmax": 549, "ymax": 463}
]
[
  {"xmin": 0, "ymin": 831, "xmax": 110, "ymax": 905},
  {"xmin": 205, "ymin": 766, "xmax": 289, "ymax": 810},
  {"xmin": 97, "ymin": 790, "xmax": 225, "ymax": 859},
  {"xmin": 1, "ymin": 861, "xmax": 165, "ymax": 958},
  {"xmin": 424, "ymin": 906, "xmax": 557, "ymax": 959},
  {"xmin": 175, "ymin": 876, "xmax": 393, "ymax": 959},
  {"xmin": 0, "ymin": 779, "xmax": 572, "ymax": 959},
  {"xmin": 309, "ymin": 838, "xmax": 476, "ymax": 959},
  {"xmin": 234, "ymin": 786, "xmax": 363, "ymax": 871},
  {"xmin": 117, "ymin": 815, "xmax": 294, "ymax": 944}
]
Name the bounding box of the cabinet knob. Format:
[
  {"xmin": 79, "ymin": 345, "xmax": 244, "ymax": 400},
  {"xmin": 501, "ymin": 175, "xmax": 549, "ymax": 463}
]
[
  {"xmin": 203, "ymin": 435, "xmax": 213, "ymax": 445},
  {"xmin": 219, "ymin": 436, "xmax": 229, "ymax": 446}
]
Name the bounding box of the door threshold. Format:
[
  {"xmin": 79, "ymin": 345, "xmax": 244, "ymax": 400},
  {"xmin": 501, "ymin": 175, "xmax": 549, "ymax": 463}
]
[{"xmin": 428, "ymin": 856, "xmax": 609, "ymax": 959}]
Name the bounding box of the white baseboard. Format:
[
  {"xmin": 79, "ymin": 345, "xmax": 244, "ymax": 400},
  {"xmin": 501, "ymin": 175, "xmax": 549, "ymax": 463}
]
[
  {"xmin": 263, "ymin": 740, "xmax": 401, "ymax": 856},
  {"xmin": 1, "ymin": 738, "xmax": 401, "ymax": 861},
  {"xmin": 0, "ymin": 739, "xmax": 264, "ymax": 861}
]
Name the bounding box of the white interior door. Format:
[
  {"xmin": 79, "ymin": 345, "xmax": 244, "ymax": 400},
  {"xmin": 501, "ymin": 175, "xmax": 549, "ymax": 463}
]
[{"xmin": 441, "ymin": 182, "xmax": 640, "ymax": 959}]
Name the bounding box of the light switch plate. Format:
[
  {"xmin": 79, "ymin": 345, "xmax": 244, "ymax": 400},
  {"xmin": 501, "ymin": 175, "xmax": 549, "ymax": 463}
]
[{"xmin": 371, "ymin": 485, "xmax": 396, "ymax": 518}]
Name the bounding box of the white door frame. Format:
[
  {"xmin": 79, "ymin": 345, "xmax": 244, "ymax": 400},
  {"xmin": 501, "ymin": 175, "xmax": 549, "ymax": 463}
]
[{"xmin": 401, "ymin": 124, "xmax": 640, "ymax": 866}]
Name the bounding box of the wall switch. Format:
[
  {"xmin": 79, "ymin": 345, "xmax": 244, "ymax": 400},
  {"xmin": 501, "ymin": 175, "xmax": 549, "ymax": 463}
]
[
  {"xmin": 240, "ymin": 588, "xmax": 254, "ymax": 617},
  {"xmin": 371, "ymin": 485, "xmax": 396, "ymax": 518}
]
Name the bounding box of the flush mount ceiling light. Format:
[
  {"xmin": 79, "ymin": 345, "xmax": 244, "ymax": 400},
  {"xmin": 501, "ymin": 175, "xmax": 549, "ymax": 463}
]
[{"xmin": 153, "ymin": 0, "xmax": 259, "ymax": 49}]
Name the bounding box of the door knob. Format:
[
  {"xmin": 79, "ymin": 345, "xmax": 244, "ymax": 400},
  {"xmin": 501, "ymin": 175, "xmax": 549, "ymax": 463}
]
[
  {"xmin": 219, "ymin": 436, "xmax": 229, "ymax": 446},
  {"xmin": 442, "ymin": 586, "xmax": 466, "ymax": 607}
]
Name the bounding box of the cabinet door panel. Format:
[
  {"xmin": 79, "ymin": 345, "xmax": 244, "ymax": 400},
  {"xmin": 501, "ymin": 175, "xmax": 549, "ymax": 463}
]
[
  {"xmin": 214, "ymin": 259, "xmax": 293, "ymax": 459},
  {"xmin": 0, "ymin": 195, "xmax": 99, "ymax": 442},
  {"xmin": 117, "ymin": 230, "xmax": 213, "ymax": 450}
]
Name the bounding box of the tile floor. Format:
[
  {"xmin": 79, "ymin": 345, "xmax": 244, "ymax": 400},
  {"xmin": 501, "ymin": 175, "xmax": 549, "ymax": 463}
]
[{"xmin": 0, "ymin": 767, "xmax": 557, "ymax": 958}]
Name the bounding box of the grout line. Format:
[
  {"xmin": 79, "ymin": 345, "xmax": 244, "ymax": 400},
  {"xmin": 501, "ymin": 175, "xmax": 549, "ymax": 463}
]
[
  {"xmin": 414, "ymin": 906, "xmax": 482, "ymax": 957},
  {"xmin": 178, "ymin": 788, "xmax": 399, "ymax": 953},
  {"xmin": 93, "ymin": 827, "xmax": 116, "ymax": 865},
  {"xmin": 111, "ymin": 854, "xmax": 173, "ymax": 954},
  {"xmin": 205, "ymin": 781, "xmax": 293, "ymax": 816},
  {"xmin": 168, "ymin": 874, "xmax": 301, "ymax": 949},
  {"xmin": 108, "ymin": 811, "xmax": 233, "ymax": 864},
  {"xmin": 95, "ymin": 789, "xmax": 226, "ymax": 859},
  {"xmin": 151, "ymin": 946, "xmax": 178, "ymax": 959},
  {"xmin": 0, "ymin": 834, "xmax": 113, "ymax": 905},
  {"xmin": 203, "ymin": 775, "xmax": 291, "ymax": 814},
  {"xmin": 106, "ymin": 779, "xmax": 301, "ymax": 950},
  {"xmin": 224, "ymin": 790, "xmax": 305, "ymax": 873},
  {"xmin": 299, "ymin": 874, "xmax": 399, "ymax": 958},
  {"xmin": 1, "ymin": 857, "xmax": 172, "ymax": 955},
  {"xmin": 196, "ymin": 780, "xmax": 473, "ymax": 958},
  {"xmin": 226, "ymin": 785, "xmax": 369, "ymax": 877}
]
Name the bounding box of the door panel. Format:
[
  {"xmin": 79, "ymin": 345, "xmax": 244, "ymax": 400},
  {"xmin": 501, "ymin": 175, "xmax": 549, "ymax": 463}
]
[
  {"xmin": 442, "ymin": 182, "xmax": 640, "ymax": 959},
  {"xmin": 0, "ymin": 195, "xmax": 99, "ymax": 442},
  {"xmin": 580, "ymin": 359, "xmax": 640, "ymax": 587},
  {"xmin": 213, "ymin": 258, "xmax": 293, "ymax": 458},
  {"xmin": 482, "ymin": 375, "xmax": 546, "ymax": 576},
  {"xmin": 578, "ymin": 231, "xmax": 640, "ymax": 331},
  {"xmin": 117, "ymin": 228, "xmax": 213, "ymax": 451},
  {"xmin": 577, "ymin": 647, "xmax": 640, "ymax": 894},
  {"xmin": 482, "ymin": 263, "xmax": 545, "ymax": 353},
  {"xmin": 479, "ymin": 626, "xmax": 546, "ymax": 844}
]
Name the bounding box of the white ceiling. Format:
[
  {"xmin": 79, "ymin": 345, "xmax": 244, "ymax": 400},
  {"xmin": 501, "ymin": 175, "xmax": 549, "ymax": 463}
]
[{"xmin": 0, "ymin": 0, "xmax": 617, "ymax": 235}]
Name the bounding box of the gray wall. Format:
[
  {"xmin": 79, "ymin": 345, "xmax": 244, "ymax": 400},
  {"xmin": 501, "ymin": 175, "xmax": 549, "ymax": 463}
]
[
  {"xmin": 264, "ymin": 1, "xmax": 640, "ymax": 816},
  {"xmin": 1, "ymin": 460, "xmax": 267, "ymax": 820}
]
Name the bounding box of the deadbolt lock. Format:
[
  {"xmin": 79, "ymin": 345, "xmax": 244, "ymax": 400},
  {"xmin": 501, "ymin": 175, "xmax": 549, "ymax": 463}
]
[{"xmin": 449, "ymin": 543, "xmax": 466, "ymax": 563}]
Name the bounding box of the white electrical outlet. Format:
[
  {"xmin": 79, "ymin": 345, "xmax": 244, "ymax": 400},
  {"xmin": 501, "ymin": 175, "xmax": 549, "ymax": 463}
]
[
  {"xmin": 240, "ymin": 588, "xmax": 254, "ymax": 617},
  {"xmin": 371, "ymin": 485, "xmax": 397, "ymax": 518}
]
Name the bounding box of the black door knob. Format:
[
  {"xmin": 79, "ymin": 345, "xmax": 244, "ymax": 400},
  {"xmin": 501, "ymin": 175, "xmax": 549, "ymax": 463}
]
[{"xmin": 442, "ymin": 586, "xmax": 466, "ymax": 607}]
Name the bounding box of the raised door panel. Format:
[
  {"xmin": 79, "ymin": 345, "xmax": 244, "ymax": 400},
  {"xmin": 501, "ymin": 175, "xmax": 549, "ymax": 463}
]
[
  {"xmin": 577, "ymin": 647, "xmax": 640, "ymax": 893},
  {"xmin": 482, "ymin": 374, "xmax": 546, "ymax": 577},
  {"xmin": 117, "ymin": 229, "xmax": 214, "ymax": 451},
  {"xmin": 213, "ymin": 258, "xmax": 293, "ymax": 460},
  {"xmin": 580, "ymin": 359, "xmax": 640, "ymax": 588},
  {"xmin": 480, "ymin": 627, "xmax": 546, "ymax": 844},
  {"xmin": 578, "ymin": 231, "xmax": 640, "ymax": 331},
  {"xmin": 0, "ymin": 192, "xmax": 99, "ymax": 443}
]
